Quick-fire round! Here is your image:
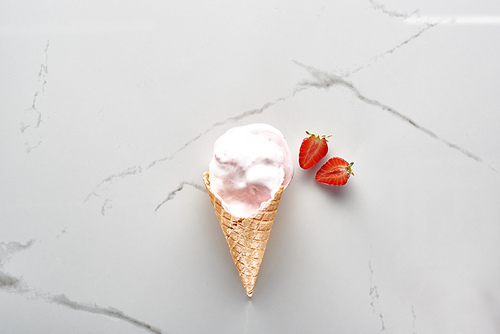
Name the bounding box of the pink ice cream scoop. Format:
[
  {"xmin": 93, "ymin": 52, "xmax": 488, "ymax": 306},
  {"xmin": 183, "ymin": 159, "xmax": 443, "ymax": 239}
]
[{"xmin": 208, "ymin": 123, "xmax": 294, "ymax": 217}]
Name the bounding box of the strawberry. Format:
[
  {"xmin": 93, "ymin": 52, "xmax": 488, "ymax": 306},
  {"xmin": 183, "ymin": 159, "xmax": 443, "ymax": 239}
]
[
  {"xmin": 299, "ymin": 131, "xmax": 331, "ymax": 169},
  {"xmin": 315, "ymin": 157, "xmax": 354, "ymax": 186}
]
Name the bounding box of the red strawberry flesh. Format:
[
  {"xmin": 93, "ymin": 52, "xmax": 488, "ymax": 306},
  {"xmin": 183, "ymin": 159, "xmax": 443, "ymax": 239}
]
[
  {"xmin": 315, "ymin": 157, "xmax": 354, "ymax": 186},
  {"xmin": 298, "ymin": 131, "xmax": 330, "ymax": 169}
]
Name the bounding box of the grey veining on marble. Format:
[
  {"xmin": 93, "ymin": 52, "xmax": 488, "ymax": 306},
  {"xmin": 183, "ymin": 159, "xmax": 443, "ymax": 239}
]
[{"xmin": 1, "ymin": 0, "xmax": 500, "ymax": 333}]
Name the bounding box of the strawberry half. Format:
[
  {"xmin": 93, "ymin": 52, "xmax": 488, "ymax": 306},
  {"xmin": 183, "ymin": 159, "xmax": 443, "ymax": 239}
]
[
  {"xmin": 315, "ymin": 157, "xmax": 354, "ymax": 186},
  {"xmin": 299, "ymin": 131, "xmax": 331, "ymax": 169}
]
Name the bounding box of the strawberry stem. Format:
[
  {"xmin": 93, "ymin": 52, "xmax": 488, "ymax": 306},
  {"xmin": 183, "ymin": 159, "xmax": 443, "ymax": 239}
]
[
  {"xmin": 346, "ymin": 162, "xmax": 354, "ymax": 176},
  {"xmin": 305, "ymin": 131, "xmax": 332, "ymax": 141}
]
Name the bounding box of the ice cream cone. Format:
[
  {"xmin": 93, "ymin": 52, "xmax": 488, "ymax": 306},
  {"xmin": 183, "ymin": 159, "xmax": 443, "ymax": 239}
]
[{"xmin": 203, "ymin": 172, "xmax": 284, "ymax": 297}]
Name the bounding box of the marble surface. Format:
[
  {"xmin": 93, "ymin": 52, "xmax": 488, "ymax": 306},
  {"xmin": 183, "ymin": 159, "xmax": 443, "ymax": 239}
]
[{"xmin": 1, "ymin": 0, "xmax": 500, "ymax": 333}]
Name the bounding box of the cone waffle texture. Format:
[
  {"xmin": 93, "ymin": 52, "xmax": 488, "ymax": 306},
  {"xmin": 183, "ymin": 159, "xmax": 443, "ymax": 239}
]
[{"xmin": 203, "ymin": 172, "xmax": 284, "ymax": 297}]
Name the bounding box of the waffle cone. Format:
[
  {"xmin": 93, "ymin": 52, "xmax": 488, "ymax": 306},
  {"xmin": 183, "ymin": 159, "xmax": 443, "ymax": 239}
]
[{"xmin": 203, "ymin": 172, "xmax": 284, "ymax": 297}]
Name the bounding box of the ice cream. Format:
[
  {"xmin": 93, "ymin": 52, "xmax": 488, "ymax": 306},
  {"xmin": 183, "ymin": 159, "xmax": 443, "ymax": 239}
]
[
  {"xmin": 203, "ymin": 123, "xmax": 293, "ymax": 296},
  {"xmin": 208, "ymin": 123, "xmax": 294, "ymax": 218}
]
